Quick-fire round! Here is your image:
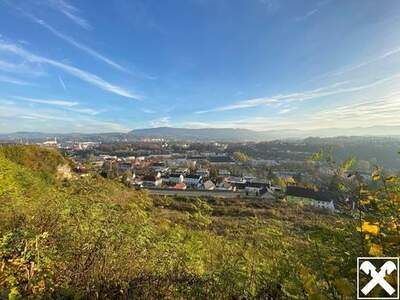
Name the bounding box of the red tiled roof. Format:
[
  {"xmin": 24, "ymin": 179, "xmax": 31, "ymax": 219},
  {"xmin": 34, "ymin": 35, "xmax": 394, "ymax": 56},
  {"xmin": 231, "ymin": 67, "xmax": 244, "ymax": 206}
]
[{"xmin": 173, "ymin": 183, "xmax": 187, "ymax": 190}]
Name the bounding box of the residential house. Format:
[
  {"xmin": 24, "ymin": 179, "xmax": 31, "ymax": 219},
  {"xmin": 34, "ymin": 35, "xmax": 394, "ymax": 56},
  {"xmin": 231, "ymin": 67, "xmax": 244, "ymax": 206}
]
[
  {"xmin": 243, "ymin": 174, "xmax": 257, "ymax": 182},
  {"xmin": 142, "ymin": 174, "xmax": 163, "ymax": 187},
  {"xmin": 286, "ymin": 186, "xmax": 336, "ymax": 211},
  {"xmin": 185, "ymin": 174, "xmax": 203, "ymax": 188},
  {"xmin": 165, "ymin": 173, "xmax": 184, "ymax": 184},
  {"xmin": 150, "ymin": 162, "xmax": 169, "ymax": 174},
  {"xmin": 245, "ymin": 183, "xmax": 268, "ymax": 196},
  {"xmin": 216, "ymin": 181, "xmax": 236, "ymax": 191},
  {"xmin": 196, "ymin": 168, "xmax": 210, "ymax": 178},
  {"xmin": 203, "ymin": 180, "xmax": 216, "ymax": 190},
  {"xmin": 226, "ymin": 176, "xmax": 246, "ymax": 184}
]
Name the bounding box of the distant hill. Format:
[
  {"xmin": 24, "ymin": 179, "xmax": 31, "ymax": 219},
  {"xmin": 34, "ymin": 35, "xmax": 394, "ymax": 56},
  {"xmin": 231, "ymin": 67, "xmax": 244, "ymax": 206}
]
[
  {"xmin": 130, "ymin": 126, "xmax": 400, "ymax": 141},
  {"xmin": 129, "ymin": 127, "xmax": 264, "ymax": 141},
  {"xmin": 1, "ymin": 125, "xmax": 400, "ymax": 142},
  {"xmin": 0, "ymin": 131, "xmax": 135, "ymax": 143}
]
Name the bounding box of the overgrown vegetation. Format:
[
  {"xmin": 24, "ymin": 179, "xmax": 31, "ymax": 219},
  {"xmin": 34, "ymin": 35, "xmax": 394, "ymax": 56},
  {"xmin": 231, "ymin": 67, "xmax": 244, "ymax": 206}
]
[{"xmin": 0, "ymin": 145, "xmax": 399, "ymax": 299}]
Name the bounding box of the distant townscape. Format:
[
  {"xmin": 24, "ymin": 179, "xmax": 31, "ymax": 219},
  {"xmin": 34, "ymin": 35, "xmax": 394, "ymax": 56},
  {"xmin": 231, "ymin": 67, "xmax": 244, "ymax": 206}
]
[
  {"xmin": 6, "ymin": 129, "xmax": 398, "ymax": 214},
  {"xmin": 1, "ymin": 131, "xmax": 400, "ymax": 298}
]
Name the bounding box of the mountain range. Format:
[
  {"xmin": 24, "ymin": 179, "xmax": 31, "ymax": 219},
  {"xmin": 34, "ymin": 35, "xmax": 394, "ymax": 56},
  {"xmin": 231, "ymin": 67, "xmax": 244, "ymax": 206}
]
[
  {"xmin": 130, "ymin": 126, "xmax": 400, "ymax": 141},
  {"xmin": 1, "ymin": 126, "xmax": 400, "ymax": 142}
]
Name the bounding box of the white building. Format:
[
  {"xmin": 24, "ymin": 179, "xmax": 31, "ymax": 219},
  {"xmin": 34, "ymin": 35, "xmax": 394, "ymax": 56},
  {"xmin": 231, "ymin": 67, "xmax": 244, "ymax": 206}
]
[
  {"xmin": 310, "ymin": 199, "xmax": 335, "ymax": 211},
  {"xmin": 166, "ymin": 174, "xmax": 184, "ymax": 184}
]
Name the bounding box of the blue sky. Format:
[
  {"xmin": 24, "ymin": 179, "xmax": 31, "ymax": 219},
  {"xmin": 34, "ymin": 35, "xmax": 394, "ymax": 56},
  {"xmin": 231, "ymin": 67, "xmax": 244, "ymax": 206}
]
[{"xmin": 0, "ymin": 0, "xmax": 400, "ymax": 133}]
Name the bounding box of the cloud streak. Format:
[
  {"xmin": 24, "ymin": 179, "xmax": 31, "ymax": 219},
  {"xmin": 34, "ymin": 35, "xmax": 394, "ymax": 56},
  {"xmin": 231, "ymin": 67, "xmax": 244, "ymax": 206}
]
[
  {"xmin": 46, "ymin": 0, "xmax": 91, "ymax": 30},
  {"xmin": 32, "ymin": 17, "xmax": 127, "ymax": 72},
  {"xmin": 150, "ymin": 116, "xmax": 171, "ymax": 127},
  {"xmin": 58, "ymin": 75, "xmax": 67, "ymax": 91},
  {"xmin": 14, "ymin": 96, "xmax": 79, "ymax": 107},
  {"xmin": 0, "ymin": 42, "xmax": 142, "ymax": 100},
  {"xmin": 0, "ymin": 99, "xmax": 124, "ymax": 132},
  {"xmin": 295, "ymin": 9, "xmax": 318, "ymax": 22},
  {"xmin": 0, "ymin": 74, "xmax": 31, "ymax": 85},
  {"xmin": 316, "ymin": 46, "xmax": 400, "ymax": 80},
  {"xmin": 196, "ymin": 75, "xmax": 400, "ymax": 114},
  {"xmin": 13, "ymin": 96, "xmax": 105, "ymax": 115},
  {"xmin": 189, "ymin": 91, "xmax": 400, "ymax": 131},
  {"xmin": 0, "ymin": 59, "xmax": 44, "ymax": 76}
]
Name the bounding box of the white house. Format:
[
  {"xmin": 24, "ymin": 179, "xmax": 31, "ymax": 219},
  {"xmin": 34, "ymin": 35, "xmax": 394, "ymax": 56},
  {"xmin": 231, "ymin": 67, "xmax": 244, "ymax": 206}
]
[
  {"xmin": 286, "ymin": 186, "xmax": 337, "ymax": 212},
  {"xmin": 166, "ymin": 173, "xmax": 184, "ymax": 184}
]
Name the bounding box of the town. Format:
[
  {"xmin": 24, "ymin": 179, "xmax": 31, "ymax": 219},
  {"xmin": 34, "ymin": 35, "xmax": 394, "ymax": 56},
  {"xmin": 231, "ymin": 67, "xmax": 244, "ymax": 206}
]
[{"xmin": 31, "ymin": 136, "xmax": 394, "ymax": 214}]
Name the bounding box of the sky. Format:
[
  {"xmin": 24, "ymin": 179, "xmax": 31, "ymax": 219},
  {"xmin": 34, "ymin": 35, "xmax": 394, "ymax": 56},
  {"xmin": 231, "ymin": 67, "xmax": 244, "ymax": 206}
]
[{"xmin": 0, "ymin": 0, "xmax": 400, "ymax": 133}]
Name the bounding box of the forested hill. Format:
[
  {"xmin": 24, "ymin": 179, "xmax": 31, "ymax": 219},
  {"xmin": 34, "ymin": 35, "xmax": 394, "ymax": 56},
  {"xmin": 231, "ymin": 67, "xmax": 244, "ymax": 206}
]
[{"xmin": 0, "ymin": 146, "xmax": 399, "ymax": 299}]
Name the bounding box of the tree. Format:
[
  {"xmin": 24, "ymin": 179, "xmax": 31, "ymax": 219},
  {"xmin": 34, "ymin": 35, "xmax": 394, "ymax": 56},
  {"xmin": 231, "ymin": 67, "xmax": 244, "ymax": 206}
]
[{"xmin": 233, "ymin": 151, "xmax": 250, "ymax": 163}]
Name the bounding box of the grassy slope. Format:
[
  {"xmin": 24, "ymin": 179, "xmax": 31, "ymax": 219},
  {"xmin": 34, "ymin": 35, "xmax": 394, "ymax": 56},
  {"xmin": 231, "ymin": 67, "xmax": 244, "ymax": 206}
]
[{"xmin": 0, "ymin": 146, "xmax": 360, "ymax": 299}]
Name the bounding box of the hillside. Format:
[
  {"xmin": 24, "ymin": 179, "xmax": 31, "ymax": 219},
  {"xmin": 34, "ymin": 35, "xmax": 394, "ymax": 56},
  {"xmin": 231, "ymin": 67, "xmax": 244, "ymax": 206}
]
[
  {"xmin": 129, "ymin": 127, "xmax": 325, "ymax": 141},
  {"xmin": 2, "ymin": 125, "xmax": 400, "ymax": 143},
  {"xmin": 130, "ymin": 126, "xmax": 400, "ymax": 141},
  {"xmin": 0, "ymin": 146, "xmax": 399, "ymax": 299},
  {"xmin": 130, "ymin": 127, "xmax": 262, "ymax": 141}
]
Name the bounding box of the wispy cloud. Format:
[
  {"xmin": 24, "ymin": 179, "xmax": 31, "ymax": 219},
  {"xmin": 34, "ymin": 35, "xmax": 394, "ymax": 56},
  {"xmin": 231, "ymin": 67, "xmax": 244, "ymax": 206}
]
[
  {"xmin": 142, "ymin": 108, "xmax": 156, "ymax": 114},
  {"xmin": 58, "ymin": 75, "xmax": 67, "ymax": 91},
  {"xmin": 189, "ymin": 91, "xmax": 400, "ymax": 131},
  {"xmin": 31, "ymin": 17, "xmax": 127, "ymax": 72},
  {"xmin": 258, "ymin": 0, "xmax": 280, "ymax": 14},
  {"xmin": 196, "ymin": 81, "xmax": 347, "ymax": 113},
  {"xmin": 196, "ymin": 75, "xmax": 400, "ymax": 114},
  {"xmin": 8, "ymin": 8, "xmax": 156, "ymax": 79},
  {"xmin": 295, "ymin": 9, "xmax": 318, "ymax": 22},
  {"xmin": 277, "ymin": 107, "xmax": 293, "ymax": 115},
  {"xmin": 0, "ymin": 100, "xmax": 75, "ymax": 122},
  {"xmin": 0, "ymin": 100, "xmax": 126, "ymax": 132},
  {"xmin": 45, "ymin": 0, "xmax": 91, "ymax": 30},
  {"xmin": 13, "ymin": 96, "xmax": 105, "ymax": 115},
  {"xmin": 0, "ymin": 74, "xmax": 31, "ymax": 85},
  {"xmin": 316, "ymin": 46, "xmax": 400, "ymax": 80},
  {"xmin": 0, "ymin": 42, "xmax": 142, "ymax": 100},
  {"xmin": 13, "ymin": 96, "xmax": 79, "ymax": 107},
  {"xmin": 313, "ymin": 92, "xmax": 400, "ymax": 126},
  {"xmin": 150, "ymin": 116, "xmax": 171, "ymax": 127},
  {"xmin": 0, "ymin": 59, "xmax": 44, "ymax": 76},
  {"xmin": 67, "ymin": 107, "xmax": 105, "ymax": 115}
]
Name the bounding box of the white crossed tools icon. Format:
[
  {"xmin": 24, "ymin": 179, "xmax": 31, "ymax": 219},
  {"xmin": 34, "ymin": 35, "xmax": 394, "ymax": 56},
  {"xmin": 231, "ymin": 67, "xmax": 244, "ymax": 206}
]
[{"xmin": 360, "ymin": 260, "xmax": 397, "ymax": 295}]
